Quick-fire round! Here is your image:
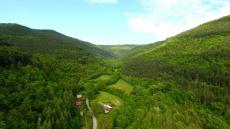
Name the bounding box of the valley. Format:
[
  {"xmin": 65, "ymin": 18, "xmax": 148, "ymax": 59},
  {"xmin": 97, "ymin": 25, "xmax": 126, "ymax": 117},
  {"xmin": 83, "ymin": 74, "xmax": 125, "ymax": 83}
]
[{"xmin": 0, "ymin": 16, "xmax": 230, "ymax": 129}]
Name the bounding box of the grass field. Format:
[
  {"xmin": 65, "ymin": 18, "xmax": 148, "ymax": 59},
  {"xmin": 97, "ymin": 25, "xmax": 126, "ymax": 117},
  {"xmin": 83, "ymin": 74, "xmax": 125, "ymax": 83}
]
[
  {"xmin": 85, "ymin": 112, "xmax": 92, "ymax": 129},
  {"xmin": 97, "ymin": 114, "xmax": 113, "ymax": 129},
  {"xmin": 110, "ymin": 79, "xmax": 133, "ymax": 95},
  {"xmin": 95, "ymin": 75, "xmax": 112, "ymax": 81},
  {"xmin": 91, "ymin": 91, "xmax": 122, "ymax": 129},
  {"xmin": 92, "ymin": 91, "xmax": 123, "ymax": 106}
]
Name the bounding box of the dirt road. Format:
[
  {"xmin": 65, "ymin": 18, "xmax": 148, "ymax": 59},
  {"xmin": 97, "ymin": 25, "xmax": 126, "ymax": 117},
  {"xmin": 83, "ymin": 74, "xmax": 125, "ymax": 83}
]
[{"xmin": 86, "ymin": 98, "xmax": 97, "ymax": 129}]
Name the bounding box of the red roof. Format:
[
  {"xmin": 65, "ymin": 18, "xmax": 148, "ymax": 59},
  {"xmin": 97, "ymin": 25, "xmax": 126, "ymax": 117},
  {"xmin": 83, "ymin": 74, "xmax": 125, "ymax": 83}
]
[{"xmin": 76, "ymin": 100, "xmax": 81, "ymax": 107}]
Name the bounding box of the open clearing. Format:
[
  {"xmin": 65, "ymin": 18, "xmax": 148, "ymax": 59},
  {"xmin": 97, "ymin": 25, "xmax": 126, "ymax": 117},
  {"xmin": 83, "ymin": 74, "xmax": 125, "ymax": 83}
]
[
  {"xmin": 92, "ymin": 91, "xmax": 123, "ymax": 106},
  {"xmin": 91, "ymin": 91, "xmax": 122, "ymax": 129},
  {"xmin": 110, "ymin": 79, "xmax": 133, "ymax": 95},
  {"xmin": 95, "ymin": 75, "xmax": 112, "ymax": 81}
]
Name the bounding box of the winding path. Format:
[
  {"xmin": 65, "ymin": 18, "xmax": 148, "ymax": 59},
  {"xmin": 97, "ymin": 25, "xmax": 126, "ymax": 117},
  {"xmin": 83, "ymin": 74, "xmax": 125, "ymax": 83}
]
[{"xmin": 86, "ymin": 98, "xmax": 97, "ymax": 129}]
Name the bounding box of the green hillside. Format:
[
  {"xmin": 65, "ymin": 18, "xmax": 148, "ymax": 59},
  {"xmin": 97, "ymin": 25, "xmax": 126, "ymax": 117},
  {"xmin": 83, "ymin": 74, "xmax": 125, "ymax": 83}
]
[
  {"xmin": 99, "ymin": 45, "xmax": 138, "ymax": 56},
  {"xmin": 124, "ymin": 16, "xmax": 230, "ymax": 86},
  {"xmin": 0, "ymin": 24, "xmax": 111, "ymax": 129},
  {"xmin": 1, "ymin": 16, "xmax": 230, "ymax": 129},
  {"xmin": 0, "ymin": 23, "xmax": 113, "ymax": 57},
  {"xmin": 123, "ymin": 15, "xmax": 230, "ymax": 121}
]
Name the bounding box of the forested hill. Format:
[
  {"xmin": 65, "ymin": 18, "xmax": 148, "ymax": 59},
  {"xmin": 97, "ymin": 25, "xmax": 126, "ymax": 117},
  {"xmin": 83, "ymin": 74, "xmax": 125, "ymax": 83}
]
[
  {"xmin": 0, "ymin": 24, "xmax": 110, "ymax": 128},
  {"xmin": 123, "ymin": 15, "xmax": 230, "ymax": 106},
  {"xmin": 0, "ymin": 23, "xmax": 113, "ymax": 57},
  {"xmin": 1, "ymin": 16, "xmax": 230, "ymax": 129},
  {"xmin": 99, "ymin": 45, "xmax": 139, "ymax": 56},
  {"xmin": 124, "ymin": 15, "xmax": 230, "ymax": 84}
]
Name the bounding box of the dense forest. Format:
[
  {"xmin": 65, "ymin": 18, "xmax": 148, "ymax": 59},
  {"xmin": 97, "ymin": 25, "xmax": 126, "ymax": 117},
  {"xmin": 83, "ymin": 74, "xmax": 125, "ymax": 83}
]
[
  {"xmin": 0, "ymin": 16, "xmax": 230, "ymax": 129},
  {"xmin": 0, "ymin": 25, "xmax": 110, "ymax": 128},
  {"xmin": 121, "ymin": 16, "xmax": 230, "ymax": 128}
]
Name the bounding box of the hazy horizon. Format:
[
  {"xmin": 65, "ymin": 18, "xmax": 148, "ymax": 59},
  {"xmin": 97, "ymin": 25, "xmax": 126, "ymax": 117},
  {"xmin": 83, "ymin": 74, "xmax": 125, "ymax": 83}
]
[{"xmin": 1, "ymin": 0, "xmax": 230, "ymax": 45}]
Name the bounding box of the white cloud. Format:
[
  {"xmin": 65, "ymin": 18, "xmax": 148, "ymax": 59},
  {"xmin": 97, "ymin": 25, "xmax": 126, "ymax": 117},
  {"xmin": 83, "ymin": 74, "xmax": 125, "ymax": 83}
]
[
  {"xmin": 84, "ymin": 0, "xmax": 117, "ymax": 4},
  {"xmin": 127, "ymin": 0, "xmax": 230, "ymax": 41}
]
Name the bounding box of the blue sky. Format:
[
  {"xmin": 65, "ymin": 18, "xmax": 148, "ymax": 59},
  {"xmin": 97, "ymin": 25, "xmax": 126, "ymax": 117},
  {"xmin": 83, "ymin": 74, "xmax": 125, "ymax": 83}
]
[{"xmin": 1, "ymin": 0, "xmax": 230, "ymax": 45}]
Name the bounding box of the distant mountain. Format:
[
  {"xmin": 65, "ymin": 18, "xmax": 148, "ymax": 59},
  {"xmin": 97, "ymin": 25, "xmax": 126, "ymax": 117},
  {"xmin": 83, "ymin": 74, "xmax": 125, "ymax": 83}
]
[
  {"xmin": 0, "ymin": 23, "xmax": 113, "ymax": 57},
  {"xmin": 99, "ymin": 45, "xmax": 139, "ymax": 56},
  {"xmin": 1, "ymin": 16, "xmax": 230, "ymax": 129}
]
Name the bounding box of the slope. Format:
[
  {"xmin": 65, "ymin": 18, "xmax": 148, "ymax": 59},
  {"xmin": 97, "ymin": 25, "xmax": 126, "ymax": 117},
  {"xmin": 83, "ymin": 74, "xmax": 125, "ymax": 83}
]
[
  {"xmin": 0, "ymin": 23, "xmax": 113, "ymax": 57},
  {"xmin": 99, "ymin": 45, "xmax": 138, "ymax": 57},
  {"xmin": 123, "ymin": 15, "xmax": 230, "ymax": 113},
  {"xmin": 0, "ymin": 24, "xmax": 111, "ymax": 129},
  {"xmin": 124, "ymin": 15, "xmax": 230, "ymax": 87}
]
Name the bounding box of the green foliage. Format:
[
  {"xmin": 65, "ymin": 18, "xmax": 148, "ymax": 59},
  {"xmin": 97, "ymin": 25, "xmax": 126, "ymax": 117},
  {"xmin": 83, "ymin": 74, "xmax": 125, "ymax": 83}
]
[
  {"xmin": 224, "ymin": 109, "xmax": 230, "ymax": 123},
  {"xmin": 99, "ymin": 45, "xmax": 139, "ymax": 57},
  {"xmin": 0, "ymin": 23, "xmax": 113, "ymax": 57},
  {"xmin": 0, "ymin": 44, "xmax": 31, "ymax": 68},
  {"xmin": 123, "ymin": 16, "xmax": 230, "ymax": 103},
  {"xmin": 108, "ymin": 78, "xmax": 230, "ymax": 129},
  {"xmin": 106, "ymin": 74, "xmax": 120, "ymax": 85},
  {"xmin": 110, "ymin": 79, "xmax": 133, "ymax": 95},
  {"xmin": 205, "ymin": 115, "xmax": 229, "ymax": 129},
  {"xmin": 122, "ymin": 16, "xmax": 230, "ymax": 128},
  {"xmin": 1, "ymin": 16, "xmax": 230, "ymax": 129},
  {"xmin": 0, "ymin": 42, "xmax": 105, "ymax": 128}
]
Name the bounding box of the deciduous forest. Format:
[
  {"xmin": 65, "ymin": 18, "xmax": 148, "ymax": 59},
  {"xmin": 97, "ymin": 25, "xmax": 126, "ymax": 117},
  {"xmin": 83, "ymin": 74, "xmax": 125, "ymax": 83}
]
[{"xmin": 0, "ymin": 16, "xmax": 230, "ymax": 129}]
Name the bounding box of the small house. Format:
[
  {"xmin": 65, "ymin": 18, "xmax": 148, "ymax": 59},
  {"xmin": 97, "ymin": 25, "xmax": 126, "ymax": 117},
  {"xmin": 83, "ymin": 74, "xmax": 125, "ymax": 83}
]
[
  {"xmin": 76, "ymin": 94, "xmax": 82, "ymax": 108},
  {"xmin": 102, "ymin": 104, "xmax": 112, "ymax": 114}
]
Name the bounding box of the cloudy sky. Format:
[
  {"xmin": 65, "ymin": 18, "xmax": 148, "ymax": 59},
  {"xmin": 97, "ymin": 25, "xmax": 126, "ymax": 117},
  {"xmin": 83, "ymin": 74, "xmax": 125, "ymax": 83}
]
[{"xmin": 1, "ymin": 0, "xmax": 230, "ymax": 44}]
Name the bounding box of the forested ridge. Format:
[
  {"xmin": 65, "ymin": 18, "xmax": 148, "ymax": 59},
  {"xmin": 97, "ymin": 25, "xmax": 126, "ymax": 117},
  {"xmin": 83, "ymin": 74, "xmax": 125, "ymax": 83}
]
[
  {"xmin": 0, "ymin": 26, "xmax": 109, "ymax": 128},
  {"xmin": 0, "ymin": 23, "xmax": 113, "ymax": 57},
  {"xmin": 122, "ymin": 16, "xmax": 230, "ymax": 128},
  {"xmin": 124, "ymin": 16, "xmax": 230, "ymax": 86},
  {"xmin": 0, "ymin": 16, "xmax": 230, "ymax": 129},
  {"xmin": 0, "ymin": 42, "xmax": 109, "ymax": 128}
]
